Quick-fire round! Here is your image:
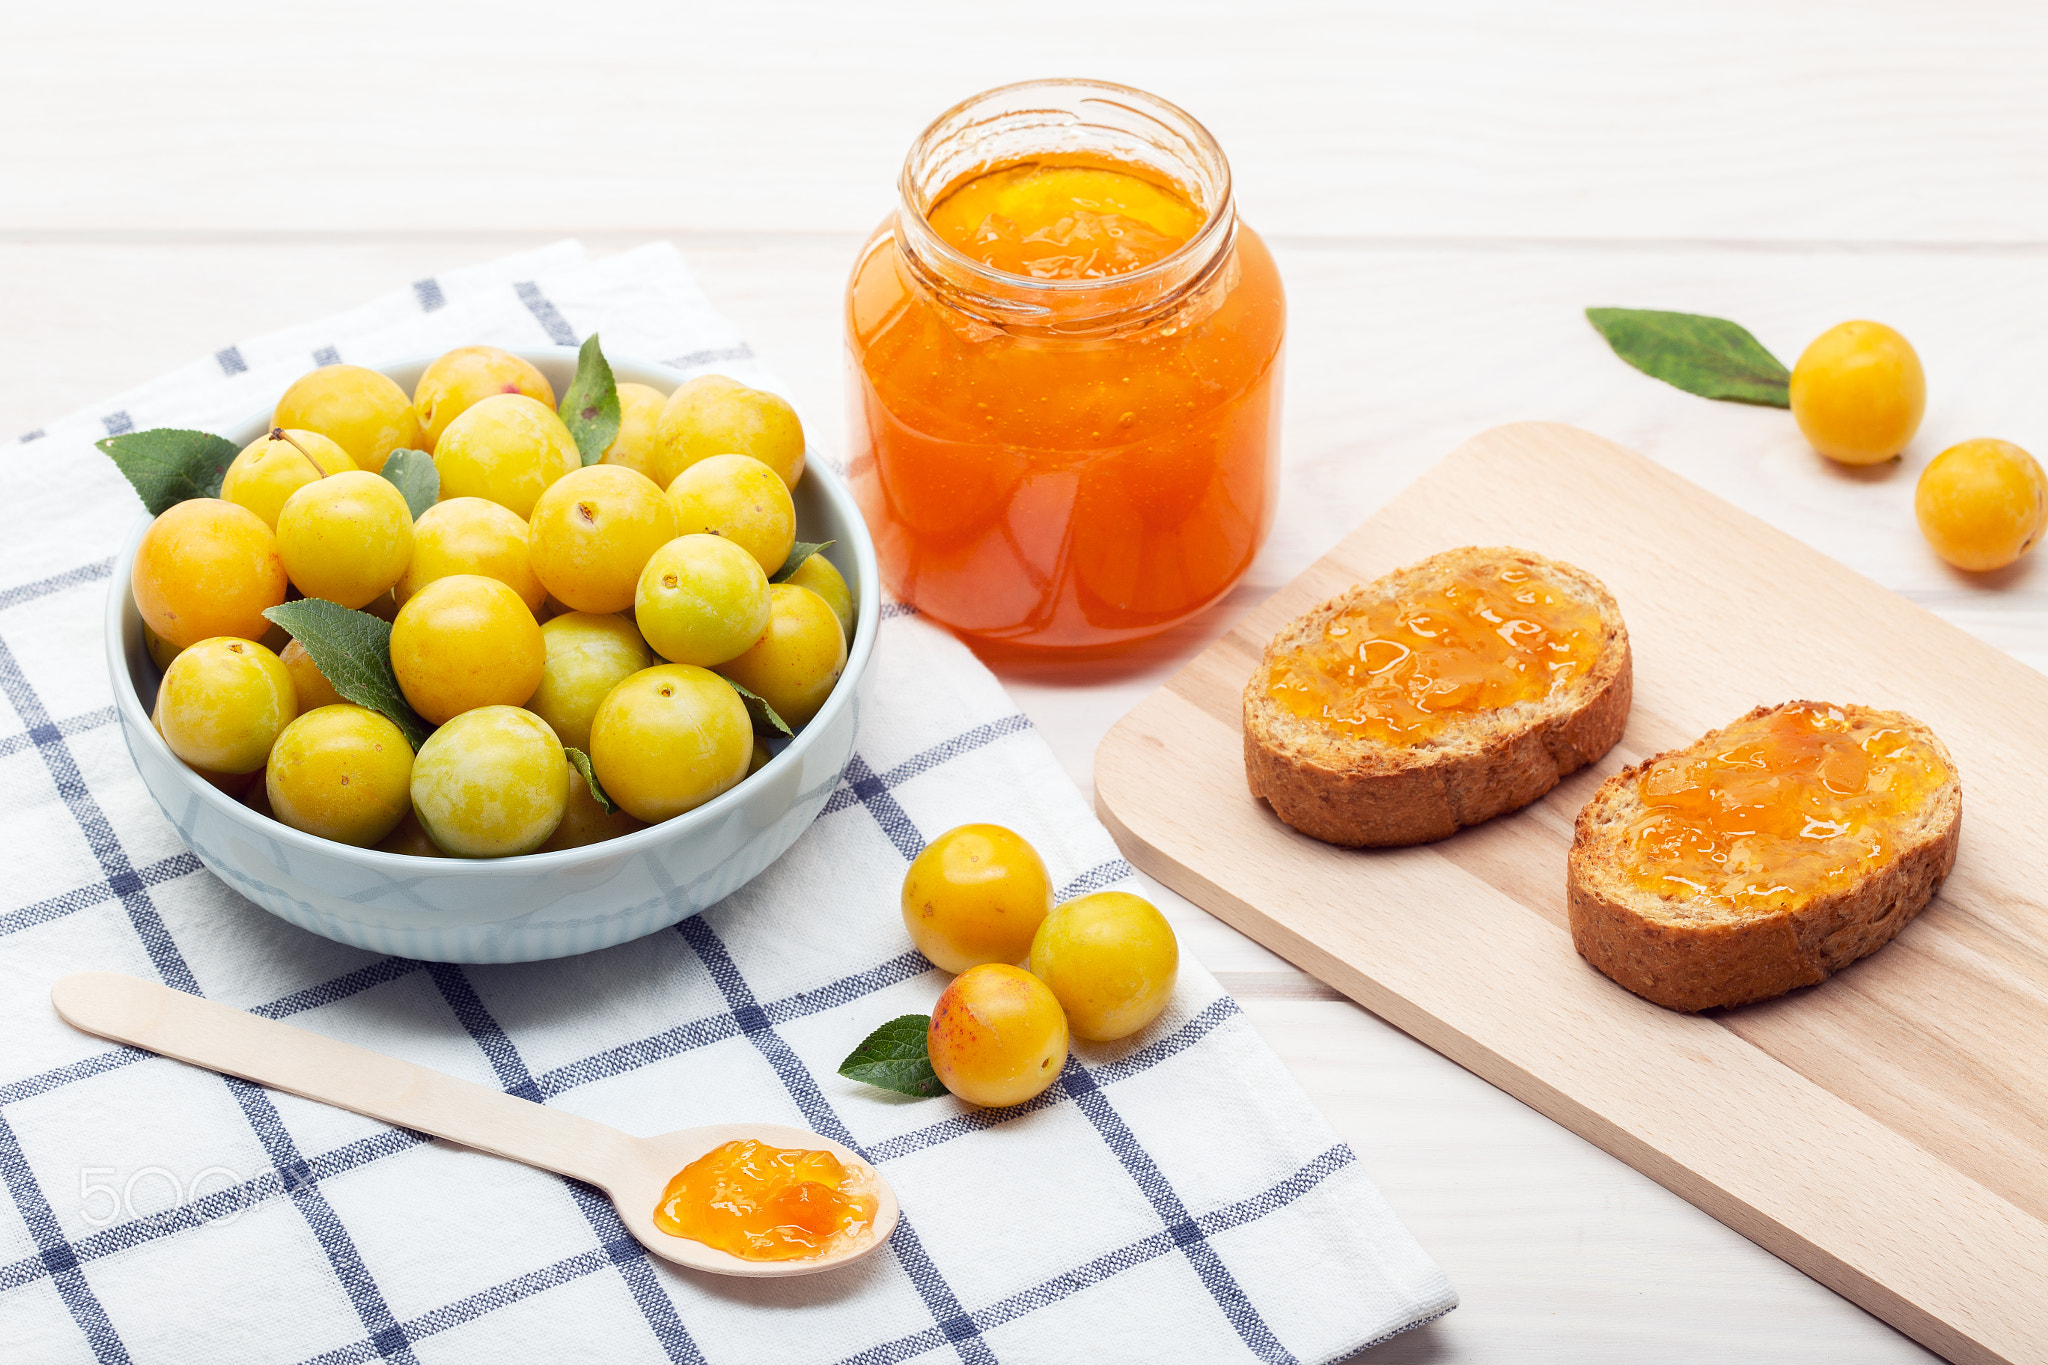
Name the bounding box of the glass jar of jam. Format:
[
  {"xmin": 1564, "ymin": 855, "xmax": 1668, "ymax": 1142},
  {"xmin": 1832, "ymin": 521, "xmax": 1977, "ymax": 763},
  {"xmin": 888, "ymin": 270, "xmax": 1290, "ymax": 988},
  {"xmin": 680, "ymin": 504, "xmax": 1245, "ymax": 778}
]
[{"xmin": 846, "ymin": 79, "xmax": 1285, "ymax": 652}]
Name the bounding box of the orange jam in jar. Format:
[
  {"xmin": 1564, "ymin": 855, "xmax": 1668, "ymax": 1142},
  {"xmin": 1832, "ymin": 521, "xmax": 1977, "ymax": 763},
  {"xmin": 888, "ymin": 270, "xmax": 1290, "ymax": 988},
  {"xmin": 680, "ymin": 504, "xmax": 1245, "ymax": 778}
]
[
  {"xmin": 1625, "ymin": 703, "xmax": 1949, "ymax": 911},
  {"xmin": 653, "ymin": 1138, "xmax": 879, "ymax": 1262},
  {"xmin": 847, "ymin": 80, "xmax": 1285, "ymax": 652},
  {"xmin": 1267, "ymin": 565, "xmax": 1604, "ymax": 744}
]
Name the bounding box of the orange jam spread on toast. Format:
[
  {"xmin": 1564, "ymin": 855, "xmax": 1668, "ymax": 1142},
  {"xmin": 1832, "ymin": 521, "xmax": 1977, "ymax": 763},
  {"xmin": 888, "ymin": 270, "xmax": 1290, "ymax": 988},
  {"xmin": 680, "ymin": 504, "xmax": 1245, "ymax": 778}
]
[
  {"xmin": 1625, "ymin": 703, "xmax": 1948, "ymax": 911},
  {"xmin": 653, "ymin": 1139, "xmax": 878, "ymax": 1262},
  {"xmin": 924, "ymin": 163, "xmax": 1202, "ymax": 279},
  {"xmin": 1265, "ymin": 564, "xmax": 1603, "ymax": 743}
]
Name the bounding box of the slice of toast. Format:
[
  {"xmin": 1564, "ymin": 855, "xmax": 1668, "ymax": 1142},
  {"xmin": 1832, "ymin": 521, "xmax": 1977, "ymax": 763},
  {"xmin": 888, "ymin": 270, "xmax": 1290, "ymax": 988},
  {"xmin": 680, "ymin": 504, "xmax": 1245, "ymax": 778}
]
[
  {"xmin": 1568, "ymin": 702, "xmax": 1961, "ymax": 1012},
  {"xmin": 1243, "ymin": 546, "xmax": 1632, "ymax": 847}
]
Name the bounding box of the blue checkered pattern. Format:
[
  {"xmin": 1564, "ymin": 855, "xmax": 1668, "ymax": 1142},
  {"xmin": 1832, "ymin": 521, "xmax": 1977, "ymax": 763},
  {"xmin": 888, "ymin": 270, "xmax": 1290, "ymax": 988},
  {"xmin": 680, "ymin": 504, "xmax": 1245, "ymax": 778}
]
[{"xmin": 0, "ymin": 242, "xmax": 1453, "ymax": 1363}]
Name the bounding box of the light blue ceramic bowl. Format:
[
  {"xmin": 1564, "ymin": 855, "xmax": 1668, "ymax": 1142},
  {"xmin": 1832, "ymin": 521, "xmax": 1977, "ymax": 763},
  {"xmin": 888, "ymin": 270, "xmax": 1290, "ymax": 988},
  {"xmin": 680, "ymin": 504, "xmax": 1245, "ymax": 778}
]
[{"xmin": 106, "ymin": 350, "xmax": 878, "ymax": 963}]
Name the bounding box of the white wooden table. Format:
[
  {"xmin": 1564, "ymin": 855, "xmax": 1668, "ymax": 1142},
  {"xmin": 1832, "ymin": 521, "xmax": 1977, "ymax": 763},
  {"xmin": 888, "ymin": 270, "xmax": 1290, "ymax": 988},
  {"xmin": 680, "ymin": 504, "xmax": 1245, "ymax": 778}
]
[{"xmin": 6, "ymin": 3, "xmax": 2043, "ymax": 1359}]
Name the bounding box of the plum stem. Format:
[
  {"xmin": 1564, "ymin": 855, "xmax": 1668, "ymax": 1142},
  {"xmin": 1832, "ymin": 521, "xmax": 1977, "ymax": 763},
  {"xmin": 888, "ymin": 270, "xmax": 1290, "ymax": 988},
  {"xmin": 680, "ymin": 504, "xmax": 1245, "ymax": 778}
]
[{"xmin": 272, "ymin": 427, "xmax": 330, "ymax": 480}]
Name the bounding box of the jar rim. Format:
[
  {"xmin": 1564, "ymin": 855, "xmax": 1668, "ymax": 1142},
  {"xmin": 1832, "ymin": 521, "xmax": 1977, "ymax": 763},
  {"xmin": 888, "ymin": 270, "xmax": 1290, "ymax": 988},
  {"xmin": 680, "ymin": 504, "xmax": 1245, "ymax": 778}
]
[{"xmin": 895, "ymin": 77, "xmax": 1237, "ymax": 299}]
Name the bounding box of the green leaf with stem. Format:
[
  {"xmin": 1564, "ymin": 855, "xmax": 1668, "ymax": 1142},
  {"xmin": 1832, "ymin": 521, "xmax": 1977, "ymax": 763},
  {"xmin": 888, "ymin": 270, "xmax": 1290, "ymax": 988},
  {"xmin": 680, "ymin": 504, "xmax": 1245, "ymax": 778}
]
[
  {"xmin": 563, "ymin": 747, "xmax": 618, "ymax": 815},
  {"xmin": 560, "ymin": 333, "xmax": 621, "ymax": 465},
  {"xmin": 723, "ymin": 677, "xmax": 793, "ymax": 739},
  {"xmin": 378, "ymin": 448, "xmax": 439, "ymax": 518},
  {"xmin": 838, "ymin": 1014, "xmax": 945, "ymax": 1098},
  {"xmin": 770, "ymin": 540, "xmax": 834, "ymax": 584},
  {"xmin": 1585, "ymin": 307, "xmax": 1792, "ymax": 407},
  {"xmin": 262, "ymin": 599, "xmax": 433, "ymax": 750},
  {"xmin": 97, "ymin": 428, "xmax": 241, "ymax": 516}
]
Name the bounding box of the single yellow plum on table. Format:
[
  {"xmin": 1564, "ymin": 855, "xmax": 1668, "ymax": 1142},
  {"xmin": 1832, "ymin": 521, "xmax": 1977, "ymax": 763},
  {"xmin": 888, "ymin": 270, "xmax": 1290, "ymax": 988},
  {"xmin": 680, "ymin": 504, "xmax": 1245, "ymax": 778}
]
[
  {"xmin": 598, "ymin": 382, "xmax": 670, "ymax": 480},
  {"xmin": 275, "ymin": 470, "xmax": 414, "ymax": 609},
  {"xmin": 1028, "ymin": 891, "xmax": 1179, "ymax": 1041},
  {"xmin": 716, "ymin": 584, "xmax": 845, "ymax": 729},
  {"xmin": 413, "ymin": 346, "xmax": 555, "ymax": 452},
  {"xmin": 265, "ymin": 704, "xmax": 414, "ymax": 847},
  {"xmin": 927, "ymin": 964, "xmax": 1069, "ymax": 1107},
  {"xmin": 273, "ymin": 366, "xmax": 422, "ymax": 474},
  {"xmin": 666, "ymin": 454, "xmax": 796, "ymax": 576},
  {"xmin": 783, "ymin": 552, "xmax": 854, "ymax": 643},
  {"xmin": 900, "ymin": 824, "xmax": 1052, "ymax": 973},
  {"xmin": 132, "ymin": 499, "xmax": 288, "ymax": 649},
  {"xmin": 220, "ymin": 429, "xmax": 356, "ymax": 531},
  {"xmin": 433, "ymin": 393, "xmax": 580, "ymax": 519},
  {"xmin": 389, "ymin": 574, "xmax": 546, "ymax": 724},
  {"xmin": 528, "ymin": 611, "xmax": 653, "ymax": 752},
  {"xmin": 634, "ymin": 534, "xmax": 771, "ymax": 667},
  {"xmin": 397, "ymin": 497, "xmax": 546, "ymax": 612},
  {"xmin": 588, "ymin": 663, "xmax": 752, "ymax": 822},
  {"xmin": 1788, "ymin": 320, "xmax": 1926, "ymax": 465},
  {"xmin": 155, "ymin": 637, "xmax": 298, "ymax": 775},
  {"xmin": 410, "ymin": 705, "xmax": 568, "ymax": 857},
  {"xmin": 653, "ymin": 374, "xmax": 806, "ymax": 490},
  {"xmin": 1915, "ymin": 438, "xmax": 2048, "ymax": 572},
  {"xmin": 528, "ymin": 464, "xmax": 680, "ymax": 614}
]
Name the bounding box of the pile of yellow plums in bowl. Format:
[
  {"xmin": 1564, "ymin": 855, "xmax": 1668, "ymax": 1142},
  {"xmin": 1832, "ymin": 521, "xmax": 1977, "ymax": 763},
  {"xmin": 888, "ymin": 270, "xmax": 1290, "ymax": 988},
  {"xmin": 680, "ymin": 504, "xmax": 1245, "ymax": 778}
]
[{"xmin": 106, "ymin": 343, "xmax": 878, "ymax": 963}]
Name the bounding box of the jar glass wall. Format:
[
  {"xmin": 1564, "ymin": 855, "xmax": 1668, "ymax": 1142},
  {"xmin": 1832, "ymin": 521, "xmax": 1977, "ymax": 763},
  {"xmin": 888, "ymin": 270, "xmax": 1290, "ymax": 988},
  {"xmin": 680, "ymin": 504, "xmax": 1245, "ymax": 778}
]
[{"xmin": 845, "ymin": 79, "xmax": 1285, "ymax": 653}]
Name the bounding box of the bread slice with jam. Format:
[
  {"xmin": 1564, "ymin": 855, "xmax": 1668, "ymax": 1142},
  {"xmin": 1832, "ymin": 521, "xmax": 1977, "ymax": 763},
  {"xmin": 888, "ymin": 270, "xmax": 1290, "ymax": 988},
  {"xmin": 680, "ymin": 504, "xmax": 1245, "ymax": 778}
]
[
  {"xmin": 1242, "ymin": 546, "xmax": 1632, "ymax": 847},
  {"xmin": 1568, "ymin": 701, "xmax": 1961, "ymax": 1012}
]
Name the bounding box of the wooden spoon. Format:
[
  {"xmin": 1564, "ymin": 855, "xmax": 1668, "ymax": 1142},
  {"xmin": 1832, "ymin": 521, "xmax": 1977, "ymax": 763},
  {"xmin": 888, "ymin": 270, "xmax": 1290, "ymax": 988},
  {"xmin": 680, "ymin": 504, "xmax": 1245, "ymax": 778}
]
[{"xmin": 50, "ymin": 971, "xmax": 899, "ymax": 1278}]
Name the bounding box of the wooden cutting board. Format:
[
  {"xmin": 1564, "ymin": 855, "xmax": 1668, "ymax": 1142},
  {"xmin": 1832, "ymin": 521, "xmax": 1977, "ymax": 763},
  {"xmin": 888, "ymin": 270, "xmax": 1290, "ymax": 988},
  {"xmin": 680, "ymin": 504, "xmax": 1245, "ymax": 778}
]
[{"xmin": 1095, "ymin": 422, "xmax": 2048, "ymax": 1365}]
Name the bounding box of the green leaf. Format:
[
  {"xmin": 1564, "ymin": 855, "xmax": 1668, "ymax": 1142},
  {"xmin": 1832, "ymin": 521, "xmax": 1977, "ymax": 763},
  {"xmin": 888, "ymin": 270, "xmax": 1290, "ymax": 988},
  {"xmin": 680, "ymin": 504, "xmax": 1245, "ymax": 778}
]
[
  {"xmin": 262, "ymin": 599, "xmax": 433, "ymax": 750},
  {"xmin": 563, "ymin": 747, "xmax": 618, "ymax": 815},
  {"xmin": 560, "ymin": 333, "xmax": 621, "ymax": 465},
  {"xmin": 838, "ymin": 1014, "xmax": 945, "ymax": 1098},
  {"xmin": 97, "ymin": 428, "xmax": 241, "ymax": 516},
  {"xmin": 770, "ymin": 540, "xmax": 834, "ymax": 584},
  {"xmin": 1585, "ymin": 308, "xmax": 1792, "ymax": 408},
  {"xmin": 722, "ymin": 677, "xmax": 793, "ymax": 739},
  {"xmin": 378, "ymin": 448, "xmax": 439, "ymax": 518}
]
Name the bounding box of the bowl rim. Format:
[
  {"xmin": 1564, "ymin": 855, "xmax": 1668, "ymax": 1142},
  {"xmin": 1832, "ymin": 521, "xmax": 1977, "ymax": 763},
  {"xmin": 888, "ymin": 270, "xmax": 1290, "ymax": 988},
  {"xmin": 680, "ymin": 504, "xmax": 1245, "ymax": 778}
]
[{"xmin": 106, "ymin": 346, "xmax": 881, "ymax": 875}]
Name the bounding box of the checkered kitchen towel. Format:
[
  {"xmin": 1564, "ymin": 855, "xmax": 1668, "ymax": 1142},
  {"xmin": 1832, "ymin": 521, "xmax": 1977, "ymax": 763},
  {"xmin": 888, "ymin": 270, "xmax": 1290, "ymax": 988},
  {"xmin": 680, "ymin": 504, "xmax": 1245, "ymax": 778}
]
[{"xmin": 0, "ymin": 242, "xmax": 1455, "ymax": 1364}]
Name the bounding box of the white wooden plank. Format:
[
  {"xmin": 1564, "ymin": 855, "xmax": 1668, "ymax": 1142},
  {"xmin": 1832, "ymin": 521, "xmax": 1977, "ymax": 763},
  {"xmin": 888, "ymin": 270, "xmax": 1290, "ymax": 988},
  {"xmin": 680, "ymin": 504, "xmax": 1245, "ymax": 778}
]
[
  {"xmin": 2, "ymin": 2, "xmax": 2046, "ymax": 241},
  {"xmin": 1258, "ymin": 996, "xmax": 1942, "ymax": 1365}
]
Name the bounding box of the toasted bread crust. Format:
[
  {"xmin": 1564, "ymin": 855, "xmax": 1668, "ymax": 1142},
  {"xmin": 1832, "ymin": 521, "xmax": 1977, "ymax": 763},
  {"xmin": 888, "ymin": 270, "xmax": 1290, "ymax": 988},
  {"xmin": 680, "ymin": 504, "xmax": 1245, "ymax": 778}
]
[
  {"xmin": 1567, "ymin": 702, "xmax": 1962, "ymax": 1013},
  {"xmin": 1243, "ymin": 547, "xmax": 1632, "ymax": 847}
]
